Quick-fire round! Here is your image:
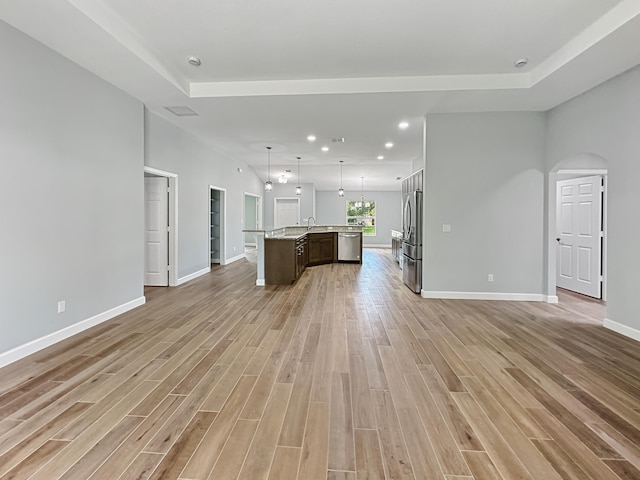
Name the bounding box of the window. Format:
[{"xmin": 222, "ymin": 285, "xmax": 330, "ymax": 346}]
[{"xmin": 346, "ymin": 199, "xmax": 376, "ymax": 236}]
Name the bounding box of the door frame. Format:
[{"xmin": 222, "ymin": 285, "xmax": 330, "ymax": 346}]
[
  {"xmin": 274, "ymin": 197, "xmax": 300, "ymax": 228},
  {"xmin": 144, "ymin": 166, "xmax": 178, "ymax": 286},
  {"xmin": 209, "ymin": 185, "xmax": 227, "ymax": 265},
  {"xmin": 244, "ymin": 192, "xmax": 262, "ymax": 247},
  {"xmin": 547, "ymin": 168, "xmax": 607, "ymax": 302}
]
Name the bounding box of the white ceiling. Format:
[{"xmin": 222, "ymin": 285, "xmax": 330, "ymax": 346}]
[{"xmin": 2, "ymin": 0, "xmax": 639, "ymax": 190}]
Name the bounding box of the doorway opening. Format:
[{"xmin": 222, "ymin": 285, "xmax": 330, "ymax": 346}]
[
  {"xmin": 244, "ymin": 193, "xmax": 262, "ymax": 252},
  {"xmin": 210, "ymin": 186, "xmax": 226, "ymax": 265},
  {"xmin": 547, "ymin": 157, "xmax": 607, "ymax": 318},
  {"xmin": 144, "ymin": 167, "xmax": 178, "ymax": 287}
]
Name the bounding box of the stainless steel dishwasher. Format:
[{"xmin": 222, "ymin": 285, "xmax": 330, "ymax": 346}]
[{"xmin": 338, "ymin": 232, "xmax": 361, "ymax": 262}]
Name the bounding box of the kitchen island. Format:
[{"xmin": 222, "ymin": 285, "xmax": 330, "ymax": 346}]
[{"xmin": 243, "ymin": 225, "xmax": 363, "ymax": 285}]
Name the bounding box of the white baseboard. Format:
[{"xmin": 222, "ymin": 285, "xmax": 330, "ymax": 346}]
[
  {"xmin": 177, "ymin": 267, "xmax": 211, "ymax": 285},
  {"xmin": 421, "ymin": 290, "xmax": 545, "ymax": 302},
  {"xmin": 245, "ymin": 243, "xmax": 257, "ymax": 247},
  {"xmin": 224, "ymin": 253, "xmax": 246, "ymax": 265},
  {"xmin": 604, "ymin": 318, "xmax": 640, "ymax": 343},
  {"xmin": 0, "ymin": 296, "xmax": 145, "ymax": 369},
  {"xmin": 363, "ymin": 244, "xmax": 392, "ymax": 249},
  {"xmin": 544, "ymin": 295, "xmax": 559, "ymax": 304}
]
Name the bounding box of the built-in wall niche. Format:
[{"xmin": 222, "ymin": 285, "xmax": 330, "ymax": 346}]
[{"xmin": 210, "ymin": 189, "xmax": 221, "ymax": 263}]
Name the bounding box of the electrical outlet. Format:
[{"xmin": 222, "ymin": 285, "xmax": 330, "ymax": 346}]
[
  {"xmin": 57, "ymin": 300, "xmax": 66, "ymax": 313},
  {"xmin": 487, "ymin": 274, "xmax": 494, "ymax": 282},
  {"xmin": 442, "ymin": 224, "xmax": 451, "ymax": 233}
]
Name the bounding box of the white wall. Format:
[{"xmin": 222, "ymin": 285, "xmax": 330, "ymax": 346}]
[
  {"xmin": 144, "ymin": 111, "xmax": 264, "ymax": 274},
  {"xmin": 316, "ymin": 190, "xmax": 402, "ymax": 246},
  {"xmin": 0, "ymin": 21, "xmax": 144, "ymax": 356},
  {"xmin": 423, "ymin": 112, "xmax": 546, "ymax": 297},
  {"xmin": 546, "ymin": 65, "xmax": 640, "ymax": 337}
]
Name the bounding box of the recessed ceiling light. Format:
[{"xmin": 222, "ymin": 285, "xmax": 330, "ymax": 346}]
[
  {"xmin": 186, "ymin": 56, "xmax": 201, "ymax": 67},
  {"xmin": 307, "ymin": 135, "xmax": 316, "ymax": 142},
  {"xmin": 398, "ymin": 121, "xmax": 409, "ymax": 130},
  {"xmin": 377, "ymin": 155, "xmax": 384, "ymax": 160},
  {"xmin": 513, "ymin": 58, "xmax": 528, "ymax": 68},
  {"xmin": 321, "ymin": 146, "xmax": 329, "ymax": 152},
  {"xmin": 385, "ymin": 142, "xmax": 394, "ymax": 149}
]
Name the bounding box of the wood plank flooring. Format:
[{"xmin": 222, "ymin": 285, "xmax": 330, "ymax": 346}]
[{"xmin": 1, "ymin": 249, "xmax": 639, "ymax": 479}]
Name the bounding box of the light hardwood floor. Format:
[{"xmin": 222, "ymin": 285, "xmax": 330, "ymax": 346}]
[{"xmin": 1, "ymin": 249, "xmax": 639, "ymax": 479}]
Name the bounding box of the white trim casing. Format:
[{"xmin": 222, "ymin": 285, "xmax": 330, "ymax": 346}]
[
  {"xmin": 0, "ymin": 296, "xmax": 145, "ymax": 369},
  {"xmin": 421, "ymin": 290, "xmax": 545, "ymax": 302},
  {"xmin": 144, "ymin": 166, "xmax": 179, "ymax": 286},
  {"xmin": 177, "ymin": 267, "xmax": 211, "ymax": 285},
  {"xmin": 545, "ymin": 295, "xmax": 559, "ymax": 304},
  {"xmin": 209, "ymin": 185, "xmax": 227, "ymax": 266},
  {"xmin": 604, "ymin": 318, "xmax": 640, "ymax": 343}
]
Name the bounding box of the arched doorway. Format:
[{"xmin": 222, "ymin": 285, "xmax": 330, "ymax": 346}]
[{"xmin": 546, "ymin": 153, "xmax": 608, "ymax": 304}]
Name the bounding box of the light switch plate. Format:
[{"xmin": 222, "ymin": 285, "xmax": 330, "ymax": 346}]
[{"xmin": 442, "ymin": 224, "xmax": 451, "ymax": 233}]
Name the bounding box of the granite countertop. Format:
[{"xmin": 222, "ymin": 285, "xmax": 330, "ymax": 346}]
[{"xmin": 263, "ymin": 225, "xmax": 363, "ymax": 239}]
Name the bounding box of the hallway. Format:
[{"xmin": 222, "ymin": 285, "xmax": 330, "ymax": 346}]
[{"xmin": 0, "ymin": 249, "xmax": 638, "ymax": 479}]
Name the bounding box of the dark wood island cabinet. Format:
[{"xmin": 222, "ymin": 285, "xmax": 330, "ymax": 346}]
[
  {"xmin": 307, "ymin": 232, "xmax": 337, "ymax": 266},
  {"xmin": 265, "ymin": 235, "xmax": 307, "ymax": 285},
  {"xmin": 264, "ymin": 229, "xmax": 361, "ymax": 285}
]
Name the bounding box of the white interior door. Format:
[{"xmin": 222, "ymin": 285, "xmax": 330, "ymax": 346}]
[
  {"xmin": 145, "ymin": 177, "xmax": 169, "ymax": 286},
  {"xmin": 556, "ymin": 175, "xmax": 602, "ymax": 298},
  {"xmin": 274, "ymin": 198, "xmax": 300, "ymax": 228}
]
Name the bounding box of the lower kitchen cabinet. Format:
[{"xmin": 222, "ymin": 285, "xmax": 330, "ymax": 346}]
[
  {"xmin": 307, "ymin": 232, "xmax": 337, "ymax": 266},
  {"xmin": 265, "ymin": 236, "xmax": 308, "ymax": 285},
  {"xmin": 295, "ymin": 235, "xmax": 308, "ymax": 279},
  {"xmin": 265, "ymin": 231, "xmax": 359, "ymax": 285}
]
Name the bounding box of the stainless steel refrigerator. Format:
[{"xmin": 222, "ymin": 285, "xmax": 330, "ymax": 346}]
[{"xmin": 402, "ymin": 190, "xmax": 422, "ymax": 293}]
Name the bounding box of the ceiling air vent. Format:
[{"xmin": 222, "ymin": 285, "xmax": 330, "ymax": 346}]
[
  {"xmin": 331, "ymin": 137, "xmax": 345, "ymax": 143},
  {"xmin": 164, "ymin": 106, "xmax": 199, "ymax": 117}
]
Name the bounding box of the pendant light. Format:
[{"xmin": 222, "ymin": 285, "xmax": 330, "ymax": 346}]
[
  {"xmin": 338, "ymin": 160, "xmax": 345, "ymax": 197},
  {"xmin": 264, "ymin": 146, "xmax": 273, "ymax": 192},
  {"xmin": 296, "ymin": 156, "xmax": 302, "ymax": 195},
  {"xmin": 360, "ymin": 177, "xmax": 365, "ymax": 223}
]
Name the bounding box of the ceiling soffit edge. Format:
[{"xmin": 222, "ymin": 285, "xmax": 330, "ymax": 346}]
[
  {"xmin": 530, "ymin": 0, "xmax": 640, "ymax": 86},
  {"xmin": 67, "ymin": 0, "xmax": 189, "ymax": 94},
  {"xmin": 64, "ymin": 0, "xmax": 640, "ymax": 102}
]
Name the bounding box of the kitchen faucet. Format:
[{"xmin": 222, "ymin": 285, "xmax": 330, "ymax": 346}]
[{"xmin": 307, "ymin": 216, "xmax": 316, "ymax": 230}]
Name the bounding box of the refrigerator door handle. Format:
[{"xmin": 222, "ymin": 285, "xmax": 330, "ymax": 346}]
[{"xmin": 403, "ymin": 196, "xmax": 412, "ymax": 239}]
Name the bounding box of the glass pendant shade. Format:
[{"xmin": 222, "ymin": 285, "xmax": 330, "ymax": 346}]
[
  {"xmin": 338, "ymin": 188, "xmax": 344, "ymax": 197},
  {"xmin": 296, "ymin": 156, "xmax": 302, "ymax": 195},
  {"xmin": 338, "ymin": 160, "xmax": 344, "ymax": 197},
  {"xmin": 265, "ymin": 180, "xmax": 273, "ymax": 191}
]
